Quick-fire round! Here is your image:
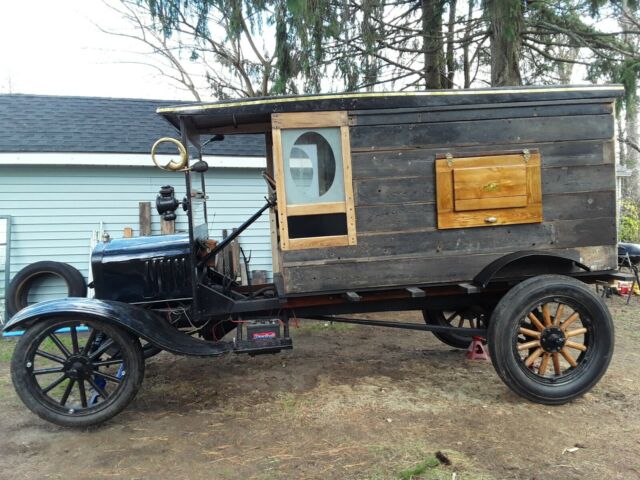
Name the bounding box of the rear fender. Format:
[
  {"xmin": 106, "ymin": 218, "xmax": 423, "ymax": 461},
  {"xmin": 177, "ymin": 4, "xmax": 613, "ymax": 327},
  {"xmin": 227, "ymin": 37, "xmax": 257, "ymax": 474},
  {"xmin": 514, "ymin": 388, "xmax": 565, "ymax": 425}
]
[
  {"xmin": 2, "ymin": 298, "xmax": 231, "ymax": 357},
  {"xmin": 474, "ymin": 250, "xmax": 590, "ymax": 288}
]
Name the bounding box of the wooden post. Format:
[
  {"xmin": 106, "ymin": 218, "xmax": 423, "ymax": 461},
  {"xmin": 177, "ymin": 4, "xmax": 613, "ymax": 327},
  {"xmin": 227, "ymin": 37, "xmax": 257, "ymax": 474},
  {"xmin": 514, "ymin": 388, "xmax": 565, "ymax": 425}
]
[
  {"xmin": 139, "ymin": 202, "xmax": 151, "ymax": 236},
  {"xmin": 161, "ymin": 218, "xmax": 175, "ymax": 235},
  {"xmin": 123, "ymin": 227, "xmax": 133, "ymax": 238},
  {"xmin": 221, "ymin": 229, "xmax": 232, "ymax": 277},
  {"xmin": 240, "ymin": 262, "xmax": 248, "ymax": 286},
  {"xmin": 231, "ymin": 228, "xmax": 241, "ymax": 282},
  {"xmin": 265, "ymin": 132, "xmax": 281, "ymax": 275}
]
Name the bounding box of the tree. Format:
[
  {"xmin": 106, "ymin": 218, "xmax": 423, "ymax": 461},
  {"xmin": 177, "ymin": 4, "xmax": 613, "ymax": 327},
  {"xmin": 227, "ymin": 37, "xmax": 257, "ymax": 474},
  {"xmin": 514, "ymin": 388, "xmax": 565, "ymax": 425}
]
[
  {"xmin": 107, "ymin": 0, "xmax": 640, "ymax": 98},
  {"xmin": 99, "ymin": 1, "xmax": 204, "ymax": 100},
  {"xmin": 485, "ymin": 0, "xmax": 523, "ymax": 86},
  {"xmin": 104, "ymin": 0, "xmax": 320, "ymax": 99},
  {"xmin": 116, "ymin": 0, "xmax": 344, "ymax": 97},
  {"xmin": 321, "ymin": 1, "xmax": 488, "ymax": 91}
]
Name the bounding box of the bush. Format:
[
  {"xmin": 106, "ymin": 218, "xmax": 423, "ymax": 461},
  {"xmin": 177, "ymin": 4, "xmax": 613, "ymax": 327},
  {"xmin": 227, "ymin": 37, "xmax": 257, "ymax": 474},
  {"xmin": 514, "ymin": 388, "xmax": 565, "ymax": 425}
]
[{"xmin": 619, "ymin": 199, "xmax": 640, "ymax": 243}]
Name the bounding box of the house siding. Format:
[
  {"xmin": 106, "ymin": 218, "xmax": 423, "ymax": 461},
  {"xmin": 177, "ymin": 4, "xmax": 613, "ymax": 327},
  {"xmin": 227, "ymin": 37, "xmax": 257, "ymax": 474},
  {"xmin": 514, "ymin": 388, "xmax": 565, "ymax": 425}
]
[
  {"xmin": 0, "ymin": 164, "xmax": 271, "ymax": 308},
  {"xmin": 0, "ymin": 217, "xmax": 8, "ymax": 319}
]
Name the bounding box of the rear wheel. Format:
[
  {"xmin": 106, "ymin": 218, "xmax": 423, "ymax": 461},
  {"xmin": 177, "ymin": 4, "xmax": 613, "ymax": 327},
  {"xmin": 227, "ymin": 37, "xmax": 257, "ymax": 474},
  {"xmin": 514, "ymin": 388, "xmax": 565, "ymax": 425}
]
[
  {"xmin": 488, "ymin": 275, "xmax": 614, "ymax": 404},
  {"xmin": 11, "ymin": 317, "xmax": 144, "ymax": 427},
  {"xmin": 423, "ymin": 306, "xmax": 488, "ymax": 349}
]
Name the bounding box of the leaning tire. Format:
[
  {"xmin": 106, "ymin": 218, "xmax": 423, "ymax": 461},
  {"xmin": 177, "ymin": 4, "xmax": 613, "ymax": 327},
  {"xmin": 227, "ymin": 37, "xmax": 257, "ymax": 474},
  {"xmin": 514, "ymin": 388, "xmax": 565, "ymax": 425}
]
[
  {"xmin": 6, "ymin": 261, "xmax": 87, "ymax": 316},
  {"xmin": 488, "ymin": 275, "xmax": 614, "ymax": 405},
  {"xmin": 11, "ymin": 317, "xmax": 144, "ymax": 427}
]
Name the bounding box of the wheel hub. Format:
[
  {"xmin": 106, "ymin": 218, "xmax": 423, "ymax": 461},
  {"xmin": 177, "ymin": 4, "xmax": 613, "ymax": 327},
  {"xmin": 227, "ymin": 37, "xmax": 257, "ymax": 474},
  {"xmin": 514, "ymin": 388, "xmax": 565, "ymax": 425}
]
[
  {"xmin": 64, "ymin": 355, "xmax": 93, "ymax": 380},
  {"xmin": 540, "ymin": 327, "xmax": 566, "ymax": 353}
]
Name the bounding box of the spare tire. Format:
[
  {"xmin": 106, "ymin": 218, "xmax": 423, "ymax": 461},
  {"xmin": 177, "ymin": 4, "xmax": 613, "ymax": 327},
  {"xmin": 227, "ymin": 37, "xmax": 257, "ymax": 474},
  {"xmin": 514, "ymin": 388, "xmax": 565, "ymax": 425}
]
[{"xmin": 6, "ymin": 261, "xmax": 87, "ymax": 317}]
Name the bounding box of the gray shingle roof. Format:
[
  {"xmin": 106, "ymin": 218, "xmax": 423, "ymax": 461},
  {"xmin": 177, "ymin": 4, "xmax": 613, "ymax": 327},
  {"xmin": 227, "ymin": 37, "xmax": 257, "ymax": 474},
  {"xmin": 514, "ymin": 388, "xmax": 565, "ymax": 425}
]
[{"xmin": 0, "ymin": 94, "xmax": 265, "ymax": 157}]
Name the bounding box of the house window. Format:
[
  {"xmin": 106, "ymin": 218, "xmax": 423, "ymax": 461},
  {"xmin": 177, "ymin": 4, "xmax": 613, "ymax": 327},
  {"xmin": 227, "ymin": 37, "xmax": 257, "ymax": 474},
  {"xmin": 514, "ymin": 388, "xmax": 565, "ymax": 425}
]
[{"xmin": 271, "ymin": 112, "xmax": 356, "ymax": 250}]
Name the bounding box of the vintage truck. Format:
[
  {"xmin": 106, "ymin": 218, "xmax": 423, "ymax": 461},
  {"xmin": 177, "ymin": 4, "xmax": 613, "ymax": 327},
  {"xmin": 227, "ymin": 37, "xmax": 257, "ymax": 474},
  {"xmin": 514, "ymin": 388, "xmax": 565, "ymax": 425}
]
[{"xmin": 4, "ymin": 84, "xmax": 625, "ymax": 427}]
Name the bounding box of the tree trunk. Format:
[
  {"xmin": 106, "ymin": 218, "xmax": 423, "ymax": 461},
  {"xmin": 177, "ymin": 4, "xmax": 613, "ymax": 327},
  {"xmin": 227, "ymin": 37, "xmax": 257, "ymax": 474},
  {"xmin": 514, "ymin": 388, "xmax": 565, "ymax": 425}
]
[
  {"xmin": 462, "ymin": 0, "xmax": 473, "ymax": 88},
  {"xmin": 626, "ymin": 104, "xmax": 639, "ymax": 170},
  {"xmin": 486, "ymin": 0, "xmax": 523, "ymax": 86},
  {"xmin": 556, "ymin": 47, "xmax": 579, "ymax": 84},
  {"xmin": 421, "ymin": 0, "xmax": 445, "ymax": 89},
  {"xmin": 618, "ymin": 114, "xmax": 627, "ymax": 169},
  {"xmin": 621, "ymin": 0, "xmax": 639, "ymax": 170},
  {"xmin": 444, "ymin": 0, "xmax": 457, "ymax": 89}
]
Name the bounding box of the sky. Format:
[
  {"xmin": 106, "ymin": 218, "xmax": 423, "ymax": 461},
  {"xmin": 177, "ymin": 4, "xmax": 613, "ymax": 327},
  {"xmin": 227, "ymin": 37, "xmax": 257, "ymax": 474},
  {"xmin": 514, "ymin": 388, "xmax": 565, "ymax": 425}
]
[{"xmin": 0, "ymin": 0, "xmax": 195, "ymax": 100}]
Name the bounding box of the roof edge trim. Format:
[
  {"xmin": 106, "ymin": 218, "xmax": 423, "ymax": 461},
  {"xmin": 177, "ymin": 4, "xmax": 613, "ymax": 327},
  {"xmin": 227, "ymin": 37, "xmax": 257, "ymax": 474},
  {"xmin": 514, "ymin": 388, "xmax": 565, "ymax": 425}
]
[{"xmin": 157, "ymin": 85, "xmax": 625, "ymax": 114}]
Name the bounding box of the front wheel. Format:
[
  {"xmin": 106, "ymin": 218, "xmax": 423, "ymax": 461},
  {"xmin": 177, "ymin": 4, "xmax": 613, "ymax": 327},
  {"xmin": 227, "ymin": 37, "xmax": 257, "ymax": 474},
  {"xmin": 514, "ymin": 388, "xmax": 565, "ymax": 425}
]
[
  {"xmin": 488, "ymin": 275, "xmax": 614, "ymax": 405},
  {"xmin": 11, "ymin": 317, "xmax": 144, "ymax": 427}
]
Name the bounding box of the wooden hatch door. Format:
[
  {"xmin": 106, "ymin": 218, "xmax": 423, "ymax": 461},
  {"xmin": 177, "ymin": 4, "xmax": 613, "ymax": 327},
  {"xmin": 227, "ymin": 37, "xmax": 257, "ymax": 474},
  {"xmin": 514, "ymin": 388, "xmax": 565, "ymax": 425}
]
[{"xmin": 436, "ymin": 150, "xmax": 542, "ymax": 229}]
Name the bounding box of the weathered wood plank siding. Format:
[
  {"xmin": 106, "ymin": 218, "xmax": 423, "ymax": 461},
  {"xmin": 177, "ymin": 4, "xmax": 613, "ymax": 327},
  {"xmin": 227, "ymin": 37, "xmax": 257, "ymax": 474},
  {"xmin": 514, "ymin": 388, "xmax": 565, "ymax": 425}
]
[{"xmin": 281, "ymin": 99, "xmax": 617, "ymax": 294}]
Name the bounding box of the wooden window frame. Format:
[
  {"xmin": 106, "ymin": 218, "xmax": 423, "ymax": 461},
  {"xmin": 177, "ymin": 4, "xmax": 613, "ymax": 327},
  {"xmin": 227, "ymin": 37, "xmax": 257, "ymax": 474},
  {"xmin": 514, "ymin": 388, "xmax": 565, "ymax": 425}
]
[
  {"xmin": 272, "ymin": 111, "xmax": 357, "ymax": 251},
  {"xmin": 435, "ymin": 149, "xmax": 542, "ymax": 229}
]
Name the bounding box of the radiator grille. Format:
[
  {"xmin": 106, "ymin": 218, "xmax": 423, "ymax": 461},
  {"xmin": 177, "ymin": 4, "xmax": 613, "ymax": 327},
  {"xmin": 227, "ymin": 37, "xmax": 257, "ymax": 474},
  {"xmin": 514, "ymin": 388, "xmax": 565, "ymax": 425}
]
[{"xmin": 143, "ymin": 256, "xmax": 190, "ymax": 298}]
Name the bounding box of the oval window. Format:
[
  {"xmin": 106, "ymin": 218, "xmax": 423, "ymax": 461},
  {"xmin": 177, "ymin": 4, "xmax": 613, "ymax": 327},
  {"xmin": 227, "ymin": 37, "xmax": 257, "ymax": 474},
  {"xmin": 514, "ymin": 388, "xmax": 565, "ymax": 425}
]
[{"xmin": 289, "ymin": 132, "xmax": 336, "ymax": 196}]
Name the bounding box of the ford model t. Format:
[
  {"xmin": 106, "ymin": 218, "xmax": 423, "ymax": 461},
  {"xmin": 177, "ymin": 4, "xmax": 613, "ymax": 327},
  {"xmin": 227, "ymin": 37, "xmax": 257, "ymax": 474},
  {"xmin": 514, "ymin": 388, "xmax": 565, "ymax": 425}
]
[{"xmin": 4, "ymin": 85, "xmax": 625, "ymax": 426}]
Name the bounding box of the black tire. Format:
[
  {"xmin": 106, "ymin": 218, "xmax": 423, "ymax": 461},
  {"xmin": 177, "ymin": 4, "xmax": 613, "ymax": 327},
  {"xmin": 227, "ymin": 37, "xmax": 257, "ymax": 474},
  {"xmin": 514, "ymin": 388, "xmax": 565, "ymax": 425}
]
[
  {"xmin": 6, "ymin": 262, "xmax": 87, "ymax": 316},
  {"xmin": 488, "ymin": 275, "xmax": 614, "ymax": 405},
  {"xmin": 141, "ymin": 342, "xmax": 162, "ymax": 359},
  {"xmin": 423, "ymin": 307, "xmax": 488, "ymax": 349},
  {"xmin": 11, "ymin": 317, "xmax": 144, "ymax": 427}
]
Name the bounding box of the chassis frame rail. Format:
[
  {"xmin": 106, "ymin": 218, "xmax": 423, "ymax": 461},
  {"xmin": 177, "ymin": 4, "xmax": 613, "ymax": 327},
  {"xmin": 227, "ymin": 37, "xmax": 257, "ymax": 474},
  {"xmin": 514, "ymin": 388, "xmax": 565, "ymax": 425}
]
[{"xmin": 302, "ymin": 315, "xmax": 487, "ymax": 337}]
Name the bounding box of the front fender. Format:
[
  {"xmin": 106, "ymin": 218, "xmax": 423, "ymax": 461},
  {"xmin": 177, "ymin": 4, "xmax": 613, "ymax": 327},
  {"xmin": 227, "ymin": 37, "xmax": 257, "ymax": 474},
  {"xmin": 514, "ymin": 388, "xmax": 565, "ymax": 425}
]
[{"xmin": 3, "ymin": 298, "xmax": 231, "ymax": 357}]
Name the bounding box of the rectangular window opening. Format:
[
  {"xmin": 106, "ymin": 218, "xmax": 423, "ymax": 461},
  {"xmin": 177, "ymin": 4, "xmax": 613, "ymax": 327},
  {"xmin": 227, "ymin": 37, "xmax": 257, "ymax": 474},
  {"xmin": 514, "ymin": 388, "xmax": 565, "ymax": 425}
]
[
  {"xmin": 287, "ymin": 213, "xmax": 348, "ymax": 239},
  {"xmin": 272, "ymin": 111, "xmax": 357, "ymax": 250}
]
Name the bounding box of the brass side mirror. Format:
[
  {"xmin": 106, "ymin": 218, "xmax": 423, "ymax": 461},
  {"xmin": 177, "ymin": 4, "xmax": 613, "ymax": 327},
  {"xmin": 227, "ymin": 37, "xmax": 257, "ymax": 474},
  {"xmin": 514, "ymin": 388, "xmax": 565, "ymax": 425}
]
[{"xmin": 151, "ymin": 137, "xmax": 189, "ymax": 171}]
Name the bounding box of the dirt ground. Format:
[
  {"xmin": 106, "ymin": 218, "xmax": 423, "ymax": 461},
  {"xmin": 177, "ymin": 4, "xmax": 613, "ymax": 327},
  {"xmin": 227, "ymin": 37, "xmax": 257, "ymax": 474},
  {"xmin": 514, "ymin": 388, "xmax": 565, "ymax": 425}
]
[{"xmin": 0, "ymin": 294, "xmax": 639, "ymax": 480}]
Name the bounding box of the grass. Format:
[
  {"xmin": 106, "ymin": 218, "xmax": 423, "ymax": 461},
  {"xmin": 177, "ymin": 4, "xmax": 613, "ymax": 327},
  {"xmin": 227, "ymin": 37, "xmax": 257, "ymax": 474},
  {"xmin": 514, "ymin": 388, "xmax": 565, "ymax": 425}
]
[
  {"xmin": 295, "ymin": 320, "xmax": 355, "ymax": 333},
  {"xmin": 0, "ymin": 338, "xmax": 16, "ymax": 362},
  {"xmin": 362, "ymin": 441, "xmax": 494, "ymax": 480},
  {"xmin": 398, "ymin": 456, "xmax": 441, "ymax": 480},
  {"xmin": 0, "ymin": 339, "xmax": 16, "ymax": 404},
  {"xmin": 276, "ymin": 392, "xmax": 298, "ymax": 412}
]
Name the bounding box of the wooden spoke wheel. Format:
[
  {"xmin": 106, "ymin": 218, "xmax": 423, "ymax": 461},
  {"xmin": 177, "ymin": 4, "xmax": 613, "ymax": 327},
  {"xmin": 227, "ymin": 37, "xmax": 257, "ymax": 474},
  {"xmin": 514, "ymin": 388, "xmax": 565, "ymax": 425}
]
[
  {"xmin": 423, "ymin": 306, "xmax": 489, "ymax": 349},
  {"xmin": 516, "ymin": 302, "xmax": 588, "ymax": 377},
  {"xmin": 488, "ymin": 275, "xmax": 614, "ymax": 405},
  {"xmin": 11, "ymin": 318, "xmax": 144, "ymax": 427}
]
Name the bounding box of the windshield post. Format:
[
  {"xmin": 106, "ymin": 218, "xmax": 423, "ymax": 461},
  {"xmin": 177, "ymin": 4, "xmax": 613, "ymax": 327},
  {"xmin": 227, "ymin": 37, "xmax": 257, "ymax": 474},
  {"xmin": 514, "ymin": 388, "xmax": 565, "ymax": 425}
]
[{"xmin": 179, "ymin": 116, "xmax": 203, "ymax": 323}]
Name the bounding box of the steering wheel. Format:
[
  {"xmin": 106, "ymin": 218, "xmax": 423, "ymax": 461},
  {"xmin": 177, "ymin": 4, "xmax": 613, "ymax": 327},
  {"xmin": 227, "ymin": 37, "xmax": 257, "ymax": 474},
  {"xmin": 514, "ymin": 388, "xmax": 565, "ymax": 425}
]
[{"xmin": 151, "ymin": 137, "xmax": 189, "ymax": 171}]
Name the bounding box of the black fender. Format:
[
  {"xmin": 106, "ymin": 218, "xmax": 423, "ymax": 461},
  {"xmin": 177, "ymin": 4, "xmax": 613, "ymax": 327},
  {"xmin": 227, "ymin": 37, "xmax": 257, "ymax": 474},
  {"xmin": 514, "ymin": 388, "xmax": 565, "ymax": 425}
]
[
  {"xmin": 2, "ymin": 298, "xmax": 231, "ymax": 357},
  {"xmin": 474, "ymin": 250, "xmax": 590, "ymax": 288}
]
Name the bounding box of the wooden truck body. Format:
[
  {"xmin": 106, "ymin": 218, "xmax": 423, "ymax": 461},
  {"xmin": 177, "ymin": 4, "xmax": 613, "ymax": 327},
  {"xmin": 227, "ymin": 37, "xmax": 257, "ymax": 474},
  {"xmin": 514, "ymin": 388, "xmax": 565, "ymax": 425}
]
[
  {"xmin": 269, "ymin": 97, "xmax": 618, "ymax": 296},
  {"xmin": 156, "ymin": 84, "xmax": 622, "ymax": 296}
]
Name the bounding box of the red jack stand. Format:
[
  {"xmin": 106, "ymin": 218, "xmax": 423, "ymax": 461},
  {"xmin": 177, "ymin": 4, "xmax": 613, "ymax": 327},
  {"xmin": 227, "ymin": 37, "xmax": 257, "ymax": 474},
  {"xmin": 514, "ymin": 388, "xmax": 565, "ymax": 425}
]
[{"xmin": 466, "ymin": 336, "xmax": 489, "ymax": 361}]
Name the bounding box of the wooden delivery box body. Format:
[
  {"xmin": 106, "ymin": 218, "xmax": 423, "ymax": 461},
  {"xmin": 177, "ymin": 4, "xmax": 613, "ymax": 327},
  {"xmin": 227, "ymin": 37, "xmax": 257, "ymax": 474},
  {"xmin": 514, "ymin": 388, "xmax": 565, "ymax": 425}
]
[{"xmin": 251, "ymin": 87, "xmax": 620, "ymax": 296}]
